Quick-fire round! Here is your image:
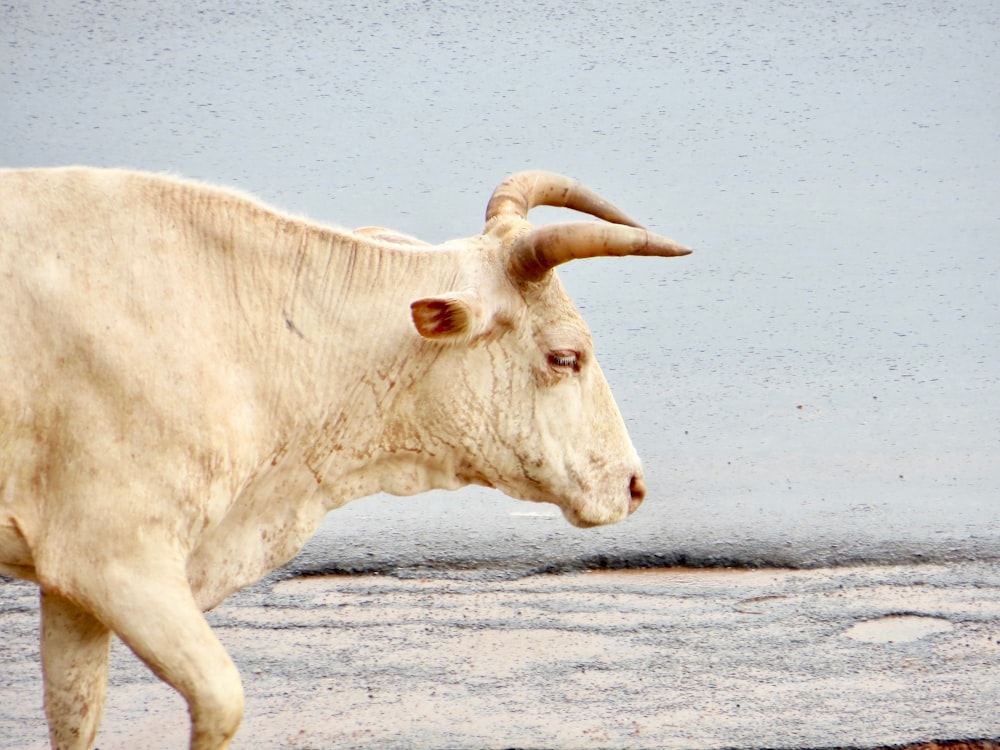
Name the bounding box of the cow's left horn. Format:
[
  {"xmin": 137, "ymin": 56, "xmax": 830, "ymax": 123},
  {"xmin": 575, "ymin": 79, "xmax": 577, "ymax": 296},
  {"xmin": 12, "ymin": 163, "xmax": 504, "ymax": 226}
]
[
  {"xmin": 507, "ymin": 223, "xmax": 692, "ymax": 283},
  {"xmin": 486, "ymin": 170, "xmax": 642, "ymax": 227}
]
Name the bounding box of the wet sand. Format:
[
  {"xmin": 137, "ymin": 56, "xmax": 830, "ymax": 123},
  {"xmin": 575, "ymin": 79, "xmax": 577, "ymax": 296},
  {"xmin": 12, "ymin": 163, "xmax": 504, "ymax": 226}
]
[{"xmin": 2, "ymin": 564, "xmax": 998, "ymax": 749}]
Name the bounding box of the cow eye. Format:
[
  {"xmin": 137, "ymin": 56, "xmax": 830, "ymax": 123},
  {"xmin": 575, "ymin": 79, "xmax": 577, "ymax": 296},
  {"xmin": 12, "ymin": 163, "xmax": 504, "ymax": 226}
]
[{"xmin": 547, "ymin": 349, "xmax": 580, "ymax": 372}]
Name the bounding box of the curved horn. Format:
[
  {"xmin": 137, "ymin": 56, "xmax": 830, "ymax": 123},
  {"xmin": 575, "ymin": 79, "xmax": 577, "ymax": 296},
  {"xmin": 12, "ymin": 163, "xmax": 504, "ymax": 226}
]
[
  {"xmin": 508, "ymin": 223, "xmax": 692, "ymax": 283},
  {"xmin": 485, "ymin": 170, "xmax": 643, "ymax": 228}
]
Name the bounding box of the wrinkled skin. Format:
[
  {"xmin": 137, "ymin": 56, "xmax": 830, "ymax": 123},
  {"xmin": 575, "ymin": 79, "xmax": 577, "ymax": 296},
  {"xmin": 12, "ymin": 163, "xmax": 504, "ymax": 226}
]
[{"xmin": 0, "ymin": 167, "xmax": 689, "ymax": 749}]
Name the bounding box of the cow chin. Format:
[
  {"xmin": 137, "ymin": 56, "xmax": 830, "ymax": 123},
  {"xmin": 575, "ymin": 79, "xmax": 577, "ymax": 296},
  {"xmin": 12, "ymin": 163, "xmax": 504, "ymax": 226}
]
[
  {"xmin": 496, "ymin": 482, "xmax": 629, "ymax": 528},
  {"xmin": 557, "ymin": 493, "xmax": 631, "ymax": 529}
]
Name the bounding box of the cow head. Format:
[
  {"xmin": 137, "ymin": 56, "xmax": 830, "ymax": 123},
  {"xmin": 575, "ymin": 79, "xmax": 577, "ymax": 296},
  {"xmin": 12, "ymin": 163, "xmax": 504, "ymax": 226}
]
[{"xmin": 408, "ymin": 172, "xmax": 691, "ymax": 528}]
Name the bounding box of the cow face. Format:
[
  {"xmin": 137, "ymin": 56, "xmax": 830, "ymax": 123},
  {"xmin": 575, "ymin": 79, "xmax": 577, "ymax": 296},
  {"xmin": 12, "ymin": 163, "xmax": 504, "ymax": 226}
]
[
  {"xmin": 410, "ymin": 273, "xmax": 644, "ymax": 528},
  {"xmin": 401, "ymin": 171, "xmax": 690, "ymax": 526}
]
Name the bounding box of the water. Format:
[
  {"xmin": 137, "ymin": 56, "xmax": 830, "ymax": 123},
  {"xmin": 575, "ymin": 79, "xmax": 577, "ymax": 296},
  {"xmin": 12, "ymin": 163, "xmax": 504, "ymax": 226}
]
[{"xmin": 2, "ymin": 0, "xmax": 998, "ymax": 568}]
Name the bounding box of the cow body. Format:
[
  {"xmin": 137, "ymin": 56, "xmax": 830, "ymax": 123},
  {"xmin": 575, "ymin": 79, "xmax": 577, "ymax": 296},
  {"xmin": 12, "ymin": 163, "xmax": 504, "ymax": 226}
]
[{"xmin": 0, "ymin": 167, "xmax": 689, "ymax": 749}]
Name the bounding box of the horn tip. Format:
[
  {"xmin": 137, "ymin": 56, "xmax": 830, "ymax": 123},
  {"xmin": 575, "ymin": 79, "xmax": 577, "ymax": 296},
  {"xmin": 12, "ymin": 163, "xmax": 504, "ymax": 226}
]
[{"xmin": 646, "ymin": 238, "xmax": 694, "ymax": 257}]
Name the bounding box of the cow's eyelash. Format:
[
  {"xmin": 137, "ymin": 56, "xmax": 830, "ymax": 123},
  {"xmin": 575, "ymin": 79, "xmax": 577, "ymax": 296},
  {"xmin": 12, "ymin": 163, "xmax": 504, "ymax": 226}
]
[{"xmin": 547, "ymin": 350, "xmax": 580, "ymax": 371}]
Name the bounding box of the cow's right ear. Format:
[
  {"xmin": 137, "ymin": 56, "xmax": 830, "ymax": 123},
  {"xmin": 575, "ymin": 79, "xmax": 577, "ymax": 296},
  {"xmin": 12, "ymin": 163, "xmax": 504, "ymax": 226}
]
[{"xmin": 410, "ymin": 291, "xmax": 492, "ymax": 342}]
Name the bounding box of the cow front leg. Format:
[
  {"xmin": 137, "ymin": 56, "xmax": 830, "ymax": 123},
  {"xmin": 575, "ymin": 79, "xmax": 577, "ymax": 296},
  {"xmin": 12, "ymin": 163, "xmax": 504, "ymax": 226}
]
[
  {"xmin": 76, "ymin": 560, "xmax": 245, "ymax": 750},
  {"xmin": 40, "ymin": 590, "xmax": 112, "ymax": 750}
]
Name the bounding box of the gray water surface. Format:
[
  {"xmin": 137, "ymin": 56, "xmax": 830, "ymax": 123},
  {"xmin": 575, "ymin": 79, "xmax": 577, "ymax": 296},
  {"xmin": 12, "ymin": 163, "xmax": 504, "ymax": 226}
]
[{"xmin": 2, "ymin": 0, "xmax": 998, "ymax": 570}]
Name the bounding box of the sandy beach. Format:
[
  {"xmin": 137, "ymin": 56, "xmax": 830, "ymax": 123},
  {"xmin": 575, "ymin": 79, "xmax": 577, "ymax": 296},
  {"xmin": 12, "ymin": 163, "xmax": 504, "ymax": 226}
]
[{"xmin": 2, "ymin": 563, "xmax": 998, "ymax": 749}]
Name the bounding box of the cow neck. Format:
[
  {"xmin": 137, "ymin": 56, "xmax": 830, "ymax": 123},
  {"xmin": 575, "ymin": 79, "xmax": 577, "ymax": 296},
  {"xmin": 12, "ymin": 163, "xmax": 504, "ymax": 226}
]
[{"xmin": 211, "ymin": 202, "xmax": 483, "ymax": 504}]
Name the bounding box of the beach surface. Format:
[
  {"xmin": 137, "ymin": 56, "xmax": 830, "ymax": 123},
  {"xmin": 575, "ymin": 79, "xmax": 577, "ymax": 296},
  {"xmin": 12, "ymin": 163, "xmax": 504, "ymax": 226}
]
[{"xmin": 2, "ymin": 563, "xmax": 998, "ymax": 750}]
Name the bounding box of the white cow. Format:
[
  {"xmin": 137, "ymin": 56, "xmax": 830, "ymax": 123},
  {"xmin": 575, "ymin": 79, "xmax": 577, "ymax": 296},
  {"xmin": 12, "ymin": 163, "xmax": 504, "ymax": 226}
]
[{"xmin": 0, "ymin": 168, "xmax": 690, "ymax": 749}]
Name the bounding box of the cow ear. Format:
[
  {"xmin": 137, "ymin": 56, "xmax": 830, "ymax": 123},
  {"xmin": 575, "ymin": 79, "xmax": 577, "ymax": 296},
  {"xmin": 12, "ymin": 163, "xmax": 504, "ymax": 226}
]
[{"xmin": 411, "ymin": 291, "xmax": 489, "ymax": 341}]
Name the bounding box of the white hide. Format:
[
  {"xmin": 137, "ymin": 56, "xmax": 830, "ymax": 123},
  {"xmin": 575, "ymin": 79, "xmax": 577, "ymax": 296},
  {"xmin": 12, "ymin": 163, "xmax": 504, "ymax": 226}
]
[{"xmin": 0, "ymin": 167, "xmax": 682, "ymax": 749}]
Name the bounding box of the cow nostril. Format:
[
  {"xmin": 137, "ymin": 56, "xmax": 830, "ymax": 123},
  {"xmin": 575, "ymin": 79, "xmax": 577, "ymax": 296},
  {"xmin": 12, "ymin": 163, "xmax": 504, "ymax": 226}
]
[{"xmin": 628, "ymin": 474, "xmax": 646, "ymax": 514}]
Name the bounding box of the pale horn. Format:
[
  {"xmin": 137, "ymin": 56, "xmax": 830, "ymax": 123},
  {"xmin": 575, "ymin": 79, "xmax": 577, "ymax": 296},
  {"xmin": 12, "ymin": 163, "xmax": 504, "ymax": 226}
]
[
  {"xmin": 485, "ymin": 170, "xmax": 643, "ymax": 227},
  {"xmin": 507, "ymin": 223, "xmax": 692, "ymax": 283},
  {"xmin": 484, "ymin": 171, "xmax": 692, "ymax": 283}
]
